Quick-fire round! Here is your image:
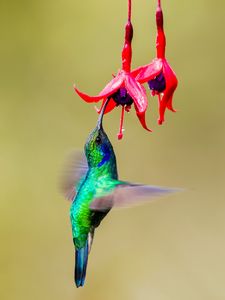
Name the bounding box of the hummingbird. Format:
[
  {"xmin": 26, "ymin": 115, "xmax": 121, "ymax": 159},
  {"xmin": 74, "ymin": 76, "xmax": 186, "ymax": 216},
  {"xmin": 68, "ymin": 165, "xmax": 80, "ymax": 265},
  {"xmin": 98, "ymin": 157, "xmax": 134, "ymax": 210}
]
[{"xmin": 61, "ymin": 99, "xmax": 177, "ymax": 288}]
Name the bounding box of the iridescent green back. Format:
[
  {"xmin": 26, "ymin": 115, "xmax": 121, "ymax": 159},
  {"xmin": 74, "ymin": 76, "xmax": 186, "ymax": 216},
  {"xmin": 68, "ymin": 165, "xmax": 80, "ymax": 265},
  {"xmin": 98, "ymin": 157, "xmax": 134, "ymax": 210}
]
[{"xmin": 70, "ymin": 125, "xmax": 118, "ymax": 248}]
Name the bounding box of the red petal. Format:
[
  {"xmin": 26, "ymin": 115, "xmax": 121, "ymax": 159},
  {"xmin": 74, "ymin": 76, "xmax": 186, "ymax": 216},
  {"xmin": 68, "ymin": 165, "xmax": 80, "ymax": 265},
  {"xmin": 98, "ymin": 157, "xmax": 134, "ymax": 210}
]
[
  {"xmin": 157, "ymin": 64, "xmax": 178, "ymax": 125},
  {"xmin": 124, "ymin": 75, "xmax": 148, "ymax": 114},
  {"xmin": 96, "ymin": 98, "xmax": 116, "ymax": 114},
  {"xmin": 166, "ymin": 95, "xmax": 176, "ymax": 112},
  {"xmin": 74, "ymin": 72, "xmax": 125, "ymax": 103},
  {"xmin": 158, "ymin": 89, "xmax": 176, "ymax": 125},
  {"xmin": 133, "ymin": 59, "xmax": 163, "ymax": 84},
  {"xmin": 163, "ymin": 60, "xmax": 178, "ymax": 87},
  {"xmin": 98, "ymin": 72, "xmax": 125, "ymax": 97},
  {"xmin": 74, "ymin": 85, "xmax": 100, "ymax": 103},
  {"xmin": 130, "ymin": 65, "xmax": 143, "ymax": 78},
  {"xmin": 162, "ymin": 60, "xmax": 178, "ymax": 113},
  {"xmin": 157, "ymin": 94, "xmax": 166, "ymax": 125},
  {"xmin": 136, "ymin": 111, "xmax": 152, "ymax": 132}
]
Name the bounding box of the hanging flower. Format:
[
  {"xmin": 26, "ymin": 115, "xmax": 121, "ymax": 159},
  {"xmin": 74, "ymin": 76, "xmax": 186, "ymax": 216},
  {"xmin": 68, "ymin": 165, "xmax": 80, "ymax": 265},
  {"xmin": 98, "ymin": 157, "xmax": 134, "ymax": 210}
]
[
  {"xmin": 132, "ymin": 0, "xmax": 178, "ymax": 125},
  {"xmin": 74, "ymin": 61, "xmax": 152, "ymax": 139},
  {"xmin": 74, "ymin": 1, "xmax": 160, "ymax": 139}
]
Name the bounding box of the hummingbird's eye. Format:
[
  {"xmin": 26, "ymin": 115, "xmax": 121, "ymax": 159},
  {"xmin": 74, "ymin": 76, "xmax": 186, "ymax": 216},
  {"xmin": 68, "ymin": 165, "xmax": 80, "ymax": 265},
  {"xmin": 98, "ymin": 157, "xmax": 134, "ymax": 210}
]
[{"xmin": 96, "ymin": 136, "xmax": 101, "ymax": 145}]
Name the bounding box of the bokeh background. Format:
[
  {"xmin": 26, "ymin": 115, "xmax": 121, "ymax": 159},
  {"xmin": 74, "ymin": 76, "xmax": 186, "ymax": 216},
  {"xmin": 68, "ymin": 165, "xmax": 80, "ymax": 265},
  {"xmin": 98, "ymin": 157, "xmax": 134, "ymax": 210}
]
[{"xmin": 1, "ymin": 0, "xmax": 225, "ymax": 299}]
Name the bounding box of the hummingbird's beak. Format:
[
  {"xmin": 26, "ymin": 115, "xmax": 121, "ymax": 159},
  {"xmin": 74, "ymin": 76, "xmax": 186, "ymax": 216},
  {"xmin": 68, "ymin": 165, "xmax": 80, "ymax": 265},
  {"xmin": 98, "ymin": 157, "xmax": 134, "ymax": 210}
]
[{"xmin": 97, "ymin": 98, "xmax": 110, "ymax": 130}]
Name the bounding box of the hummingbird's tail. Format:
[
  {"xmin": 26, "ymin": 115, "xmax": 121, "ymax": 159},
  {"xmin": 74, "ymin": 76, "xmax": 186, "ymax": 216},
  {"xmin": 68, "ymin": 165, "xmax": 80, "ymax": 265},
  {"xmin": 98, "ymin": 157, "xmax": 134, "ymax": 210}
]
[{"xmin": 75, "ymin": 240, "xmax": 89, "ymax": 287}]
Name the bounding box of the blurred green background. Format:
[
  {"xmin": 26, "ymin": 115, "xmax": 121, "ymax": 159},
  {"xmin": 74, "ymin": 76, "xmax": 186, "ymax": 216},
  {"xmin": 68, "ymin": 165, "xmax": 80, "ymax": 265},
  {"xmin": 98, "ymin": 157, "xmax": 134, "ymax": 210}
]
[{"xmin": 1, "ymin": 0, "xmax": 225, "ymax": 299}]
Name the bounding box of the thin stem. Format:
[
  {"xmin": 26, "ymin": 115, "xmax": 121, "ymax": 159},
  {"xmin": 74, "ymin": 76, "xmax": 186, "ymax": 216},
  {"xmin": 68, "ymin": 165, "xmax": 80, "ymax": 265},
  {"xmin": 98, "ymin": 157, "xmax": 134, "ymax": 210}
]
[
  {"xmin": 155, "ymin": 0, "xmax": 165, "ymax": 58},
  {"xmin": 128, "ymin": 0, "xmax": 131, "ymax": 22}
]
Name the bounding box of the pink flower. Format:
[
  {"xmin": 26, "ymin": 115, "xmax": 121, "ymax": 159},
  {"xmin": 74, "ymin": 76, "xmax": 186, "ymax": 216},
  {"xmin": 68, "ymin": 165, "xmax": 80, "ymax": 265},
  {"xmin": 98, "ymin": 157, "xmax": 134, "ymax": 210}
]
[
  {"xmin": 132, "ymin": 0, "xmax": 178, "ymax": 125},
  {"xmin": 74, "ymin": 6, "xmax": 160, "ymax": 139}
]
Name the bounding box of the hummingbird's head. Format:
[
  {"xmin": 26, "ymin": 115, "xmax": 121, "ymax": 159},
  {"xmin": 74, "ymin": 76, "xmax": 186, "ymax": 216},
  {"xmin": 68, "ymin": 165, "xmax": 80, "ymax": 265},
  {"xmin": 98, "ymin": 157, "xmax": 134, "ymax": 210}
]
[{"xmin": 85, "ymin": 125, "xmax": 115, "ymax": 168}]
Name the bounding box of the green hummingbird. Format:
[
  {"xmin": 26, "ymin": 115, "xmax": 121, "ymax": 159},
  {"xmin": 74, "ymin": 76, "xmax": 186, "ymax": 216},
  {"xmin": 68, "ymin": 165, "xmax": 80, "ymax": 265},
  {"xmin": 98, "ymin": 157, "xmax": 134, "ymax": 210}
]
[{"xmin": 61, "ymin": 100, "xmax": 177, "ymax": 287}]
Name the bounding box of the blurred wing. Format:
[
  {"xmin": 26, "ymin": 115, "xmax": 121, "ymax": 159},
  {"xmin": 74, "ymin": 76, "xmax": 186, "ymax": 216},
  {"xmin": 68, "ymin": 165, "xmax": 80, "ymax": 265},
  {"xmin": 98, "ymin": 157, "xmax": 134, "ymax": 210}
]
[
  {"xmin": 90, "ymin": 184, "xmax": 181, "ymax": 210},
  {"xmin": 60, "ymin": 151, "xmax": 88, "ymax": 201}
]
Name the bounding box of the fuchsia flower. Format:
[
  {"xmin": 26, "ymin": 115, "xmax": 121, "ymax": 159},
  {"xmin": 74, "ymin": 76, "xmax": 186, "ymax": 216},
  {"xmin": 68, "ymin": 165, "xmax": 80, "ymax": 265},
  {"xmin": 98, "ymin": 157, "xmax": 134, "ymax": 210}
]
[
  {"xmin": 74, "ymin": 0, "xmax": 178, "ymax": 138},
  {"xmin": 132, "ymin": 0, "xmax": 178, "ymax": 125},
  {"xmin": 74, "ymin": 1, "xmax": 159, "ymax": 139}
]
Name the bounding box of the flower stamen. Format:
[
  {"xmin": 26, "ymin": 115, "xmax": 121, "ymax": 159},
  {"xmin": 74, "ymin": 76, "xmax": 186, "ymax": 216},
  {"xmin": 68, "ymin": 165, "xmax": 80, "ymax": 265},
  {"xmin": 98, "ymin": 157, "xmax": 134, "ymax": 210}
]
[{"xmin": 117, "ymin": 106, "xmax": 125, "ymax": 140}]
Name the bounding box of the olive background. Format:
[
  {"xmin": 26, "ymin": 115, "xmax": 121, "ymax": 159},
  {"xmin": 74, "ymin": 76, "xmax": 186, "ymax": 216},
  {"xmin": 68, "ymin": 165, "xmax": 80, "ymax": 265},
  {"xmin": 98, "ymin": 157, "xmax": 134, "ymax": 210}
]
[{"xmin": 0, "ymin": 0, "xmax": 225, "ymax": 299}]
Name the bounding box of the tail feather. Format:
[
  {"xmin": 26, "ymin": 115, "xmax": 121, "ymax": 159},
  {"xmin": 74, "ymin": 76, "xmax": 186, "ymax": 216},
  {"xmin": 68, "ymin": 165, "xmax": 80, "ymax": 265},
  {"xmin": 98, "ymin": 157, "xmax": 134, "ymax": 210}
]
[
  {"xmin": 75, "ymin": 240, "xmax": 89, "ymax": 287},
  {"xmin": 88, "ymin": 229, "xmax": 95, "ymax": 254}
]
